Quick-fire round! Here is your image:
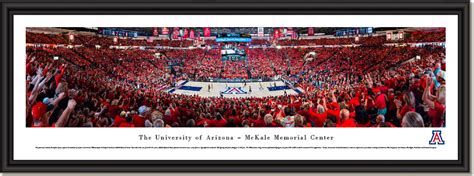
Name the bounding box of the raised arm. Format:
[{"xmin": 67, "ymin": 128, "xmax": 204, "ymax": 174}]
[
  {"xmin": 54, "ymin": 99, "xmax": 77, "ymax": 127},
  {"xmin": 28, "ymin": 74, "xmax": 49, "ymax": 104},
  {"xmin": 52, "ymin": 92, "xmax": 66, "ymax": 108},
  {"xmin": 395, "ymin": 100, "xmax": 403, "ymax": 119},
  {"xmin": 322, "ymin": 97, "xmax": 328, "ymax": 110},
  {"xmin": 331, "ymin": 90, "xmax": 337, "ymax": 103},
  {"xmin": 422, "ymin": 77, "xmax": 435, "ymax": 109}
]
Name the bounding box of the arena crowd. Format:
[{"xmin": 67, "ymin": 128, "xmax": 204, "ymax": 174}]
[{"xmin": 25, "ymin": 29, "xmax": 446, "ymax": 128}]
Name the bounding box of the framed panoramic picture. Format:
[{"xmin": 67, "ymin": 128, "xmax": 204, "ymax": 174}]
[{"xmin": 0, "ymin": 0, "xmax": 470, "ymax": 172}]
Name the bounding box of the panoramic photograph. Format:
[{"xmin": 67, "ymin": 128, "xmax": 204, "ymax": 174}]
[{"xmin": 25, "ymin": 27, "xmax": 446, "ymax": 128}]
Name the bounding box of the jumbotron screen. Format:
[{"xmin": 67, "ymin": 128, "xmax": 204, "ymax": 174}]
[
  {"xmin": 216, "ymin": 33, "xmax": 252, "ymax": 42},
  {"xmin": 221, "ymin": 45, "xmax": 247, "ymax": 61}
]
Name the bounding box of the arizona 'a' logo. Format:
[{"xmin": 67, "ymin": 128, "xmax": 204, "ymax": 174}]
[
  {"xmin": 222, "ymin": 87, "xmax": 247, "ymax": 94},
  {"xmin": 429, "ymin": 130, "xmax": 445, "ymax": 145}
]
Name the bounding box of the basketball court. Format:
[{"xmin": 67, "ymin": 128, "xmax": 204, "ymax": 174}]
[{"xmin": 169, "ymin": 80, "xmax": 301, "ymax": 98}]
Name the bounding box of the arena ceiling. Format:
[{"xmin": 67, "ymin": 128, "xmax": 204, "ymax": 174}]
[{"xmin": 58, "ymin": 27, "xmax": 408, "ymax": 36}]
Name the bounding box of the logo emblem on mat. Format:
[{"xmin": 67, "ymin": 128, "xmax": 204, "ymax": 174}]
[{"xmin": 222, "ymin": 87, "xmax": 247, "ymax": 94}]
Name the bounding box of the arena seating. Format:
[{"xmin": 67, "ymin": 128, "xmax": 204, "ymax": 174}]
[{"xmin": 26, "ymin": 29, "xmax": 446, "ymax": 128}]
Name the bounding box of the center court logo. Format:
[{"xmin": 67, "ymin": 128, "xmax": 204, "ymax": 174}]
[
  {"xmin": 429, "ymin": 130, "xmax": 445, "ymax": 145},
  {"xmin": 222, "ymin": 87, "xmax": 247, "ymax": 94}
]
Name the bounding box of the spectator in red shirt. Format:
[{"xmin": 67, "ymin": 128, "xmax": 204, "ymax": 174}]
[
  {"xmin": 337, "ymin": 109, "xmax": 356, "ymax": 127},
  {"xmin": 227, "ymin": 109, "xmax": 241, "ymax": 127},
  {"xmin": 396, "ymin": 91, "xmax": 416, "ymax": 122},
  {"xmin": 119, "ymin": 116, "xmax": 135, "ymax": 127},
  {"xmin": 113, "ymin": 111, "xmax": 127, "ymax": 127},
  {"xmin": 373, "ymin": 88, "xmax": 388, "ymax": 116},
  {"xmin": 423, "ymin": 76, "xmax": 445, "ymax": 127},
  {"xmin": 310, "ymin": 104, "xmax": 327, "ymax": 127},
  {"xmin": 212, "ymin": 113, "xmax": 227, "ymax": 127},
  {"xmin": 133, "ymin": 105, "xmax": 151, "ymax": 127},
  {"xmin": 323, "ymin": 91, "xmax": 341, "ymax": 123}
]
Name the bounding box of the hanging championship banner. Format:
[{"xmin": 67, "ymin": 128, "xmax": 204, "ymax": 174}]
[
  {"xmin": 398, "ymin": 31, "xmax": 404, "ymax": 39},
  {"xmin": 386, "ymin": 31, "xmax": 392, "ymax": 40},
  {"xmin": 204, "ymin": 27, "xmax": 211, "ymax": 37},
  {"xmin": 274, "ymin": 29, "xmax": 280, "ymax": 38},
  {"xmin": 153, "ymin": 27, "xmax": 158, "ymax": 36},
  {"xmin": 308, "ymin": 27, "xmax": 314, "ymax": 36},
  {"xmin": 279, "ymin": 28, "xmax": 285, "ymax": 37},
  {"xmin": 172, "ymin": 27, "xmax": 179, "ymax": 39},
  {"xmin": 189, "ymin": 29, "xmax": 195, "ymax": 39},
  {"xmin": 162, "ymin": 27, "xmax": 169, "ymax": 35},
  {"xmin": 257, "ymin": 27, "xmax": 264, "ymax": 37},
  {"xmin": 183, "ymin": 28, "xmax": 189, "ymax": 39}
]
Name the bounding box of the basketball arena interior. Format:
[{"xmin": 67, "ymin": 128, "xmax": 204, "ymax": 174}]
[{"xmin": 25, "ymin": 27, "xmax": 446, "ymax": 128}]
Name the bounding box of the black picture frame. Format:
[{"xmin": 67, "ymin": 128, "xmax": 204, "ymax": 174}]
[{"xmin": 0, "ymin": 0, "xmax": 470, "ymax": 172}]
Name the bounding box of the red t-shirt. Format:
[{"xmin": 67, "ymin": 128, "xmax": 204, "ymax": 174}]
[
  {"xmin": 374, "ymin": 94, "xmax": 387, "ymax": 110},
  {"xmin": 114, "ymin": 115, "xmax": 125, "ymax": 127},
  {"xmin": 349, "ymin": 97, "xmax": 360, "ymax": 107},
  {"xmin": 119, "ymin": 122, "xmax": 135, "ymax": 127},
  {"xmin": 428, "ymin": 101, "xmax": 445, "ymax": 127},
  {"xmin": 196, "ymin": 119, "xmax": 211, "ymax": 127},
  {"xmin": 253, "ymin": 119, "xmax": 265, "ymax": 127},
  {"xmin": 228, "ymin": 116, "xmax": 241, "ymax": 126},
  {"xmin": 54, "ymin": 67, "xmax": 65, "ymax": 87},
  {"xmin": 379, "ymin": 86, "xmax": 389, "ymax": 94},
  {"xmin": 297, "ymin": 109, "xmax": 308, "ymax": 117},
  {"xmin": 315, "ymin": 112, "xmax": 327, "ymax": 127},
  {"xmin": 291, "ymin": 102, "xmax": 302, "ymax": 111},
  {"xmin": 349, "ymin": 111, "xmax": 356, "ymax": 119},
  {"xmin": 132, "ymin": 115, "xmax": 145, "ymax": 127},
  {"xmin": 308, "ymin": 108, "xmax": 326, "ymax": 127},
  {"xmin": 108, "ymin": 105, "xmax": 120, "ymax": 119},
  {"xmin": 170, "ymin": 108, "xmax": 180, "ymax": 124},
  {"xmin": 212, "ymin": 119, "xmax": 227, "ymax": 127},
  {"xmin": 385, "ymin": 122, "xmax": 396, "ymax": 127},
  {"xmin": 326, "ymin": 102, "xmax": 340, "ymax": 123},
  {"xmin": 337, "ymin": 119, "xmax": 357, "ymax": 127},
  {"xmin": 399, "ymin": 105, "xmax": 415, "ymax": 119},
  {"xmin": 26, "ymin": 62, "xmax": 32, "ymax": 75},
  {"xmin": 388, "ymin": 94, "xmax": 397, "ymax": 111},
  {"xmin": 365, "ymin": 97, "xmax": 375, "ymax": 110}
]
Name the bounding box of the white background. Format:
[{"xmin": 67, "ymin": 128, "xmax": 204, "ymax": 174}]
[{"xmin": 13, "ymin": 15, "xmax": 459, "ymax": 160}]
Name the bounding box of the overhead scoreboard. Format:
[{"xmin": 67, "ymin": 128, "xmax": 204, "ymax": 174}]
[
  {"xmin": 216, "ymin": 33, "xmax": 252, "ymax": 42},
  {"xmin": 335, "ymin": 27, "xmax": 374, "ymax": 37}
]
